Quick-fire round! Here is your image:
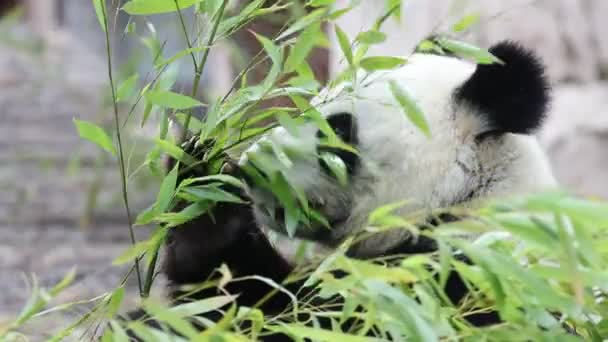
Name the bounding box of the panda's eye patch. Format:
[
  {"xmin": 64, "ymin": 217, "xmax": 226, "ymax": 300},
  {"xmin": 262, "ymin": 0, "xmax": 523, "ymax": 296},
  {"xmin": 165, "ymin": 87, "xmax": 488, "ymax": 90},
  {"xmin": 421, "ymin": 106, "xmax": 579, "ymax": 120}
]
[
  {"xmin": 316, "ymin": 112, "xmax": 360, "ymax": 177},
  {"xmin": 316, "ymin": 112, "xmax": 358, "ymax": 145},
  {"xmin": 474, "ymin": 130, "xmax": 501, "ymax": 143}
]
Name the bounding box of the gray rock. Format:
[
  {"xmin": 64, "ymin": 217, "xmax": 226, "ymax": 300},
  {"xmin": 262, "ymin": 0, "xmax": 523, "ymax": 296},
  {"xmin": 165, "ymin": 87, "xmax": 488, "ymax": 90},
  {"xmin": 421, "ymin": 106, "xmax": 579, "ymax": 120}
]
[{"xmin": 540, "ymin": 83, "xmax": 608, "ymax": 198}]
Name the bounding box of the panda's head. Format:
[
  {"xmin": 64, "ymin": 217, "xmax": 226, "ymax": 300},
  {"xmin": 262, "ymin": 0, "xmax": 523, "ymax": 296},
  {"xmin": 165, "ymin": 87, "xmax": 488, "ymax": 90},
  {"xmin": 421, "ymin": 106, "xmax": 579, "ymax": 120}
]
[{"xmin": 239, "ymin": 41, "xmax": 556, "ymax": 256}]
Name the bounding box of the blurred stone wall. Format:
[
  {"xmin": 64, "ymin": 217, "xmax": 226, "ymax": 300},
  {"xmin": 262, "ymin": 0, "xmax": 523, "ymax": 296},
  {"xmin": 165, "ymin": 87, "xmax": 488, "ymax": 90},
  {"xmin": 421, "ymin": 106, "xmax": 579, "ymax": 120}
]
[
  {"xmin": 333, "ymin": 0, "xmax": 608, "ymax": 198},
  {"xmin": 0, "ymin": 7, "xmax": 156, "ymax": 328}
]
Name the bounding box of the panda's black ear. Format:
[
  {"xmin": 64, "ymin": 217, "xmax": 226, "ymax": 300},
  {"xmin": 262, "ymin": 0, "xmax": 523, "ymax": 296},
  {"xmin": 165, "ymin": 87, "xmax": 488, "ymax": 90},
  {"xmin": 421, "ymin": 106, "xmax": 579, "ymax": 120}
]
[{"xmin": 456, "ymin": 41, "xmax": 550, "ymax": 134}]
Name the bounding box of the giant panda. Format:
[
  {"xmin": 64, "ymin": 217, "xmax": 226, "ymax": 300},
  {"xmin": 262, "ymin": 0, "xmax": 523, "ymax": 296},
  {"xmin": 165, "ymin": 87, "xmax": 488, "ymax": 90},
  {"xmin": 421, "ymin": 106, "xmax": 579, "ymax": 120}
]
[{"xmin": 127, "ymin": 40, "xmax": 555, "ymax": 340}]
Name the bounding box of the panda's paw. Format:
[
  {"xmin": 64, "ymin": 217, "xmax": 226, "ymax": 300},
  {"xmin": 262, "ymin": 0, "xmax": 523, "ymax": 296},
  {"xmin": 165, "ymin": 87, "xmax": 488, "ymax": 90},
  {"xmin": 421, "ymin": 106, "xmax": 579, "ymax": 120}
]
[
  {"xmin": 175, "ymin": 136, "xmax": 247, "ymax": 200},
  {"xmin": 180, "ymin": 135, "xmax": 215, "ymax": 160}
]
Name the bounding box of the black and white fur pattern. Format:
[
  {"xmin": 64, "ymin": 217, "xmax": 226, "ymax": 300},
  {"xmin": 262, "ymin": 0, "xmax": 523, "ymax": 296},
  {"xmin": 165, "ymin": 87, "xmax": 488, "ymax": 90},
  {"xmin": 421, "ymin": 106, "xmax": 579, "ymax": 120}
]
[
  {"xmin": 242, "ymin": 41, "xmax": 555, "ymax": 257},
  {"xmin": 127, "ymin": 41, "xmax": 555, "ymax": 339}
]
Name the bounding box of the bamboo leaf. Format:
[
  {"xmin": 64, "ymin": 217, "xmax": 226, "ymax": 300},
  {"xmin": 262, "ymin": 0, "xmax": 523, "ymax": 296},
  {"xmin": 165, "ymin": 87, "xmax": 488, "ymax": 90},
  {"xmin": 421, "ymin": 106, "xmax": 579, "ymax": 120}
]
[
  {"xmin": 308, "ymin": 0, "xmax": 336, "ymax": 6},
  {"xmin": 155, "ymin": 139, "xmax": 197, "ymax": 166},
  {"xmin": 388, "ymin": 80, "xmax": 431, "ymax": 137},
  {"xmin": 277, "ymin": 8, "xmax": 327, "ymax": 41},
  {"xmin": 116, "ymin": 73, "xmax": 139, "ymax": 102},
  {"xmin": 272, "ymin": 324, "xmax": 382, "ymax": 342},
  {"xmin": 113, "ymin": 229, "xmax": 166, "ymax": 266},
  {"xmin": 123, "ymin": 0, "xmax": 204, "ymax": 15},
  {"xmin": 435, "ymin": 38, "xmax": 503, "ymax": 65},
  {"xmin": 106, "ymin": 287, "xmax": 125, "ymax": 318},
  {"xmin": 156, "ymin": 162, "xmax": 179, "ymax": 213},
  {"xmin": 360, "ymin": 56, "xmax": 406, "ymax": 71},
  {"xmin": 155, "ymin": 201, "xmax": 211, "ymax": 228},
  {"xmin": 155, "ymin": 46, "xmax": 205, "ymax": 68},
  {"xmin": 73, "ymin": 119, "xmax": 116, "ymax": 155},
  {"xmin": 170, "ymin": 295, "xmax": 238, "ymax": 317},
  {"xmin": 452, "ymin": 13, "xmax": 480, "ymax": 33},
  {"xmin": 145, "ymin": 90, "xmax": 204, "ymax": 110},
  {"xmin": 285, "ymin": 23, "xmax": 322, "ymax": 73},
  {"xmin": 92, "ymin": 0, "xmax": 107, "ymax": 32},
  {"xmin": 181, "ymin": 186, "xmax": 245, "ymax": 204},
  {"xmin": 335, "ymin": 25, "xmax": 353, "ymax": 65},
  {"xmin": 320, "ymin": 153, "xmax": 347, "ymax": 186},
  {"xmin": 253, "ymin": 32, "xmax": 282, "ymax": 67},
  {"xmin": 356, "ymin": 30, "xmax": 386, "ymax": 44},
  {"xmin": 113, "ymin": 241, "xmax": 151, "ymax": 266},
  {"xmin": 49, "ymin": 267, "xmax": 77, "ymax": 296},
  {"xmin": 143, "ymin": 300, "xmax": 198, "ymax": 338}
]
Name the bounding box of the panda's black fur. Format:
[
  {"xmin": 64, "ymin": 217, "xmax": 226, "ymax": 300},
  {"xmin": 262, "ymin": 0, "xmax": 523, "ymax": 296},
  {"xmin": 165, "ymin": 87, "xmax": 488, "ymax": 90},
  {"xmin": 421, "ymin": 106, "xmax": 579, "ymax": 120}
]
[
  {"xmin": 124, "ymin": 41, "xmax": 552, "ymax": 340},
  {"xmin": 457, "ymin": 41, "xmax": 550, "ymax": 135}
]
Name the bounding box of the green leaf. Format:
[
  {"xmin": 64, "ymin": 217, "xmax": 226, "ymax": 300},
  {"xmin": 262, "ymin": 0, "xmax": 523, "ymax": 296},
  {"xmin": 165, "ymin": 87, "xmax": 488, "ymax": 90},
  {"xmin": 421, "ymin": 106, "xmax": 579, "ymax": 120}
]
[
  {"xmin": 155, "ymin": 201, "xmax": 211, "ymax": 227},
  {"xmin": 155, "ymin": 46, "xmax": 205, "ymax": 68},
  {"xmin": 135, "ymin": 203, "xmax": 157, "ymax": 226},
  {"xmin": 216, "ymin": 0, "xmax": 267, "ymax": 37},
  {"xmin": 268, "ymin": 140, "xmax": 294, "ymax": 169},
  {"xmin": 178, "ymin": 174, "xmax": 245, "ymax": 190},
  {"xmin": 359, "ymin": 56, "xmax": 406, "ymax": 71},
  {"xmin": 116, "ymin": 73, "xmax": 139, "ymax": 102},
  {"xmin": 155, "ymin": 139, "xmax": 197, "ymax": 166},
  {"xmin": 277, "ymin": 8, "xmax": 327, "ymax": 41},
  {"xmin": 175, "ymin": 112, "xmax": 204, "ymax": 131},
  {"xmin": 113, "ymin": 240, "xmax": 152, "ymax": 266},
  {"xmin": 50, "ymin": 267, "xmax": 77, "ymax": 296},
  {"xmin": 92, "ymin": 0, "xmax": 107, "ymax": 32},
  {"xmin": 122, "ymin": 0, "xmax": 204, "ymax": 15},
  {"xmin": 181, "ymin": 186, "xmax": 245, "ymax": 204},
  {"xmin": 361, "ymin": 281, "xmax": 438, "ymax": 342},
  {"xmin": 253, "ymin": 32, "xmax": 283, "ymax": 91},
  {"xmin": 113, "ymin": 229, "xmax": 166, "ymax": 265},
  {"xmin": 356, "ymin": 30, "xmax": 386, "ymax": 44},
  {"xmin": 143, "ymin": 300, "xmax": 198, "ymax": 338},
  {"xmin": 308, "ymin": 0, "xmax": 336, "ymax": 6},
  {"xmin": 320, "ymin": 153, "xmax": 347, "ymax": 186},
  {"xmin": 106, "ymin": 287, "xmax": 125, "ymax": 318},
  {"xmin": 388, "ymin": 80, "xmax": 431, "ymax": 137},
  {"xmin": 385, "ymin": 0, "xmax": 401, "ymax": 21},
  {"xmin": 170, "ymin": 295, "xmax": 238, "ymax": 317},
  {"xmin": 368, "ymin": 200, "xmax": 409, "ymax": 224},
  {"xmin": 253, "ymin": 32, "xmax": 283, "ymax": 67},
  {"xmin": 452, "ymin": 13, "xmax": 480, "ymax": 33},
  {"xmin": 140, "ymin": 90, "xmax": 154, "ymax": 127},
  {"xmin": 272, "ymin": 324, "xmax": 382, "ymax": 342},
  {"xmin": 285, "ymin": 23, "xmax": 322, "ymax": 73},
  {"xmin": 144, "ymin": 90, "xmax": 204, "ymax": 110},
  {"xmin": 335, "ymin": 25, "xmax": 353, "ymax": 65},
  {"xmin": 109, "ymin": 321, "xmax": 129, "ymax": 342},
  {"xmin": 125, "ymin": 22, "xmax": 136, "ymax": 34},
  {"xmin": 202, "ymin": 0, "xmax": 223, "ymax": 15},
  {"xmin": 156, "ymin": 162, "xmax": 179, "ymax": 213},
  {"xmin": 73, "ymin": 119, "xmax": 116, "ymax": 155},
  {"xmin": 275, "ymin": 112, "xmax": 302, "ymax": 138},
  {"xmin": 435, "ymin": 38, "xmax": 503, "ymax": 65},
  {"xmin": 290, "ymin": 95, "xmax": 338, "ymax": 144},
  {"xmin": 328, "ymin": 6, "xmax": 353, "ymax": 20},
  {"xmin": 416, "ymin": 39, "xmax": 444, "ymax": 54},
  {"xmin": 333, "ymin": 256, "xmax": 418, "ymax": 284}
]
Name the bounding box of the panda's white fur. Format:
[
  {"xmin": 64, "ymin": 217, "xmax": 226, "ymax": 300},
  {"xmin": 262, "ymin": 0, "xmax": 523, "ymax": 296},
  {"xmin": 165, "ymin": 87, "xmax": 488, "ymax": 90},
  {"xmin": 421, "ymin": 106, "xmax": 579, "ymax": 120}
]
[{"xmin": 240, "ymin": 48, "xmax": 556, "ymax": 257}]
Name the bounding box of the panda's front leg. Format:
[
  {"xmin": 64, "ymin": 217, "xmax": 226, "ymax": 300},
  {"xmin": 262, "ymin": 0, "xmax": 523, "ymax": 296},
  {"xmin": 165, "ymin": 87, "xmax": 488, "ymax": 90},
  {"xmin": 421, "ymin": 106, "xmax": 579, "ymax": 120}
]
[
  {"xmin": 162, "ymin": 137, "xmax": 296, "ymax": 309},
  {"xmin": 162, "ymin": 200, "xmax": 294, "ymax": 308}
]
